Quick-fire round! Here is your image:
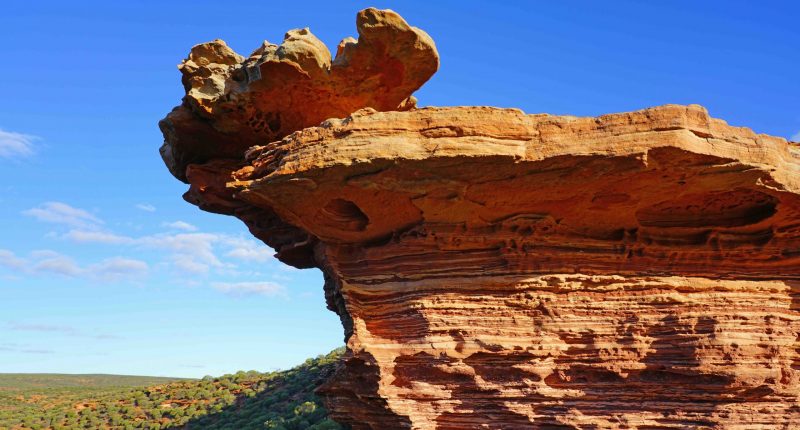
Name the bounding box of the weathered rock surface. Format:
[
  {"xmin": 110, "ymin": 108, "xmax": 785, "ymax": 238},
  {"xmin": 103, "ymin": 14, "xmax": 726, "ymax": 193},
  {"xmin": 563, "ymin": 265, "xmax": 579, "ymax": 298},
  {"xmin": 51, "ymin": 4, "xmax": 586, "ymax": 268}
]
[
  {"xmin": 159, "ymin": 7, "xmax": 438, "ymax": 181},
  {"xmin": 160, "ymin": 8, "xmax": 800, "ymax": 430}
]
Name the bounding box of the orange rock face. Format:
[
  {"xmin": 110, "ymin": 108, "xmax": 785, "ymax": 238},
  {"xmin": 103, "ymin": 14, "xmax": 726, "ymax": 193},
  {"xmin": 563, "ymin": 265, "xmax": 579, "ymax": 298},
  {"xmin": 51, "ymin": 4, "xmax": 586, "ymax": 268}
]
[
  {"xmin": 160, "ymin": 9, "xmax": 800, "ymax": 430},
  {"xmin": 159, "ymin": 8, "xmax": 438, "ymax": 181}
]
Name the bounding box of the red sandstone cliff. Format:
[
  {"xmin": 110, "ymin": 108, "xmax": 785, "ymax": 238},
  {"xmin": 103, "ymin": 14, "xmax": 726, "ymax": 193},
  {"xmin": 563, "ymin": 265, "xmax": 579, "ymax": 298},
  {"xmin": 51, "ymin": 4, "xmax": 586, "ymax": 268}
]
[{"xmin": 159, "ymin": 8, "xmax": 800, "ymax": 429}]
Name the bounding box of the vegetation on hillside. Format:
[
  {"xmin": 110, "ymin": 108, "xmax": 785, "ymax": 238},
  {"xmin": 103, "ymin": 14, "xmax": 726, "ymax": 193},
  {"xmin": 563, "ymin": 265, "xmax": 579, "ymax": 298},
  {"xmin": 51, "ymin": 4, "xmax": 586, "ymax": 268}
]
[
  {"xmin": 0, "ymin": 374, "xmax": 188, "ymax": 390},
  {"xmin": 0, "ymin": 348, "xmax": 345, "ymax": 430}
]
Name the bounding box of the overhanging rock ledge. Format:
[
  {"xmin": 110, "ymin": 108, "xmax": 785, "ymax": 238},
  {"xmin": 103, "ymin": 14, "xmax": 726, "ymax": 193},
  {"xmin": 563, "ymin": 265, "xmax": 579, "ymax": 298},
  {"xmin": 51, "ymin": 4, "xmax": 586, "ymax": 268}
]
[{"xmin": 159, "ymin": 8, "xmax": 800, "ymax": 429}]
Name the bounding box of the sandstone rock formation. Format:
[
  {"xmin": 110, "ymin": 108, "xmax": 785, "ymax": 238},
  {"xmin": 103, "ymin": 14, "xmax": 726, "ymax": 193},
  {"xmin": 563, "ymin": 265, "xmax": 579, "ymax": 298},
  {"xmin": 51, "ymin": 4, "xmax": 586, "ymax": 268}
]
[
  {"xmin": 159, "ymin": 7, "xmax": 437, "ymax": 181},
  {"xmin": 160, "ymin": 8, "xmax": 800, "ymax": 429}
]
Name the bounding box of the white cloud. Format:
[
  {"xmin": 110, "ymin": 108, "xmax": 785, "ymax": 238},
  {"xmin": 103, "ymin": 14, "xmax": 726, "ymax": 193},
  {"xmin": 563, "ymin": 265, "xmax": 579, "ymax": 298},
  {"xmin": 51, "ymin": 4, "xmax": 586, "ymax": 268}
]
[
  {"xmin": 791, "ymin": 131, "xmax": 800, "ymax": 142},
  {"xmin": 7, "ymin": 322, "xmax": 122, "ymax": 342},
  {"xmin": 63, "ymin": 230, "xmax": 133, "ymax": 245},
  {"xmin": 171, "ymin": 257, "xmax": 213, "ymax": 274},
  {"xmin": 212, "ymin": 281, "xmax": 287, "ymax": 298},
  {"xmin": 0, "ymin": 249, "xmax": 147, "ymax": 281},
  {"xmin": 135, "ymin": 203, "xmax": 156, "ymax": 212},
  {"xmin": 31, "ymin": 251, "xmax": 83, "ymax": 277},
  {"xmin": 163, "ymin": 221, "xmax": 198, "ymax": 232},
  {"xmin": 0, "ymin": 249, "xmax": 27, "ymax": 270},
  {"xmin": 30, "ymin": 249, "xmax": 62, "ymax": 259},
  {"xmin": 92, "ymin": 333, "xmax": 122, "ymax": 340},
  {"xmin": 23, "ymin": 202, "xmax": 103, "ymax": 230},
  {"xmin": 9, "ymin": 322, "xmax": 76, "ymax": 334},
  {"xmin": 88, "ymin": 257, "xmax": 149, "ymax": 280},
  {"xmin": 60, "ymin": 229, "xmax": 226, "ymax": 275},
  {"xmin": 222, "ymin": 237, "xmax": 273, "ymax": 263},
  {"xmin": 20, "ymin": 348, "xmax": 55, "ymax": 354},
  {"xmin": 140, "ymin": 233, "xmax": 225, "ymax": 274},
  {"xmin": 39, "ymin": 208, "xmax": 279, "ymax": 277},
  {"xmin": 0, "ymin": 341, "xmax": 55, "ymax": 354},
  {"xmin": 0, "ymin": 128, "xmax": 38, "ymax": 159}
]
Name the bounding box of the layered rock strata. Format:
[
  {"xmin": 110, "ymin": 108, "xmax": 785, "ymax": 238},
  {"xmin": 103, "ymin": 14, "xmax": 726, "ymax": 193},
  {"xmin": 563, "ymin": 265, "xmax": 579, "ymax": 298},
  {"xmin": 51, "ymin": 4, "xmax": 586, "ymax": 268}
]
[{"xmin": 160, "ymin": 9, "xmax": 800, "ymax": 430}]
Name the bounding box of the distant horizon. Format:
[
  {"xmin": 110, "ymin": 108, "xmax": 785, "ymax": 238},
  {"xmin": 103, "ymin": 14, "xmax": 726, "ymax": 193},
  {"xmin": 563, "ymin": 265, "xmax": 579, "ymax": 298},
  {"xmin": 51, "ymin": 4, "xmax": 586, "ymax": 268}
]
[
  {"xmin": 0, "ymin": 353, "xmax": 325, "ymax": 378},
  {"xmin": 1, "ymin": 0, "xmax": 798, "ymax": 377},
  {"xmin": 0, "ymin": 372, "xmax": 195, "ymax": 378}
]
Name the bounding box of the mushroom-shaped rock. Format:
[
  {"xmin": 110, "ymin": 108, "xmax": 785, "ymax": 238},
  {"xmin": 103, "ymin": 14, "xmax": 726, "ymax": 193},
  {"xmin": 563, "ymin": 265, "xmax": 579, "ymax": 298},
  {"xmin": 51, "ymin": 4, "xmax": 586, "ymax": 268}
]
[
  {"xmin": 159, "ymin": 8, "xmax": 438, "ymax": 181},
  {"xmin": 159, "ymin": 9, "xmax": 800, "ymax": 430}
]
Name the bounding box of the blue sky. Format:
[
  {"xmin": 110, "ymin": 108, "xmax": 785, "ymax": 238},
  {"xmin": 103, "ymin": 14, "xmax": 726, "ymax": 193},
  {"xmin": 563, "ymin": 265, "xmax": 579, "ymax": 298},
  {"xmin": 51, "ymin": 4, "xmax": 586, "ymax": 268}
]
[{"xmin": 0, "ymin": 1, "xmax": 798, "ymax": 378}]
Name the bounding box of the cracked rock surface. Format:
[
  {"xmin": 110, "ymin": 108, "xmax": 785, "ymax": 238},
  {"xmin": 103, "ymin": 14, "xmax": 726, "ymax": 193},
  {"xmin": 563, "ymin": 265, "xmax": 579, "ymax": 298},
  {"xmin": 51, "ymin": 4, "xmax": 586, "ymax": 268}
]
[{"xmin": 160, "ymin": 8, "xmax": 800, "ymax": 430}]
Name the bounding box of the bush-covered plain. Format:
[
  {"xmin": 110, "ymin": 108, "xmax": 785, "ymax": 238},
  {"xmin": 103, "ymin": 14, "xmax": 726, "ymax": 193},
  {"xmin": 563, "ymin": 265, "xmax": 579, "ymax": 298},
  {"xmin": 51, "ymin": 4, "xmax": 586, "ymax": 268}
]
[{"xmin": 0, "ymin": 348, "xmax": 344, "ymax": 430}]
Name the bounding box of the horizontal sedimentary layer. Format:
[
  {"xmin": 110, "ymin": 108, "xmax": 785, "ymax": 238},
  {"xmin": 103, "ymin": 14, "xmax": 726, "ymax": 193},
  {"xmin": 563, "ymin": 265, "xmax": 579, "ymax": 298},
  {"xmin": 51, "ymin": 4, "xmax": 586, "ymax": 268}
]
[
  {"xmin": 242, "ymin": 105, "xmax": 799, "ymax": 192},
  {"xmin": 196, "ymin": 104, "xmax": 800, "ymax": 428},
  {"xmin": 323, "ymin": 273, "xmax": 800, "ymax": 429},
  {"xmin": 167, "ymin": 94, "xmax": 800, "ymax": 428},
  {"xmin": 200, "ymin": 105, "xmax": 800, "ymax": 280}
]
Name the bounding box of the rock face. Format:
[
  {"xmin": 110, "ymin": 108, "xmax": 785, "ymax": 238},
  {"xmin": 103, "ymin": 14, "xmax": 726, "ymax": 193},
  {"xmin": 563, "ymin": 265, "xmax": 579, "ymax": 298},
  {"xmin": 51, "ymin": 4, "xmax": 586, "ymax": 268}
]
[
  {"xmin": 159, "ymin": 8, "xmax": 438, "ymax": 181},
  {"xmin": 160, "ymin": 8, "xmax": 800, "ymax": 430}
]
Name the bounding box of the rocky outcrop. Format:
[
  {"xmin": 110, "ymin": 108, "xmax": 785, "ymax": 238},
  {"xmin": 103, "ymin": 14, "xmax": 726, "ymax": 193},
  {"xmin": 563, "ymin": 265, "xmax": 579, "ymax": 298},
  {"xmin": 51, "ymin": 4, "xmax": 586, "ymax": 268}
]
[
  {"xmin": 159, "ymin": 8, "xmax": 438, "ymax": 181},
  {"xmin": 160, "ymin": 8, "xmax": 800, "ymax": 430}
]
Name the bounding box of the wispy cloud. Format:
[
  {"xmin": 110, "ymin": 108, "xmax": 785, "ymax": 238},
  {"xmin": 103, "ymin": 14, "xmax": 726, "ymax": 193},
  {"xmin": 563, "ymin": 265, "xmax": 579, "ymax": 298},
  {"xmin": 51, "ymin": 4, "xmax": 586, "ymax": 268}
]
[
  {"xmin": 9, "ymin": 322, "xmax": 77, "ymax": 334},
  {"xmin": 212, "ymin": 281, "xmax": 287, "ymax": 298},
  {"xmin": 140, "ymin": 233, "xmax": 226, "ymax": 275},
  {"xmin": 0, "ymin": 128, "xmax": 38, "ymax": 159},
  {"xmin": 30, "ymin": 250, "xmax": 83, "ymax": 277},
  {"xmin": 92, "ymin": 333, "xmax": 123, "ymax": 340},
  {"xmin": 17, "ymin": 201, "xmax": 287, "ymax": 290},
  {"xmin": 23, "ymin": 202, "xmax": 103, "ymax": 230},
  {"xmin": 7, "ymin": 322, "xmax": 123, "ymax": 341},
  {"xmin": 162, "ymin": 221, "xmax": 198, "ymax": 232},
  {"xmin": 62, "ymin": 230, "xmax": 224, "ymax": 275},
  {"xmin": 24, "ymin": 202, "xmax": 223, "ymax": 275},
  {"xmin": 87, "ymin": 257, "xmax": 149, "ymax": 281},
  {"xmin": 0, "ymin": 342, "xmax": 55, "ymax": 355},
  {"xmin": 0, "ymin": 249, "xmax": 27, "ymax": 271},
  {"xmin": 223, "ymin": 237, "xmax": 273, "ymax": 263},
  {"xmin": 135, "ymin": 203, "xmax": 156, "ymax": 212},
  {"xmin": 0, "ymin": 249, "xmax": 148, "ymax": 281},
  {"xmin": 62, "ymin": 230, "xmax": 133, "ymax": 245},
  {"xmin": 791, "ymin": 131, "xmax": 800, "ymax": 142},
  {"xmin": 20, "ymin": 348, "xmax": 55, "ymax": 354}
]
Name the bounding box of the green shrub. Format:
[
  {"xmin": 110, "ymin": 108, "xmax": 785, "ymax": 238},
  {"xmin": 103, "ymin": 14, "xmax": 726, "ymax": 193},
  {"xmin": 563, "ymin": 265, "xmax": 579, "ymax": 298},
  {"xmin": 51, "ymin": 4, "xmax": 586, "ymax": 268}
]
[{"xmin": 0, "ymin": 348, "xmax": 345, "ymax": 430}]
